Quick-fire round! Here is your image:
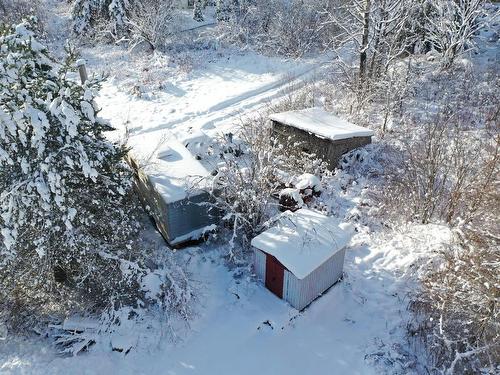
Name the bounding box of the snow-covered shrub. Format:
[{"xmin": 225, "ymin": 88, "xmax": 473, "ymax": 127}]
[
  {"xmin": 204, "ymin": 100, "xmax": 329, "ymax": 260},
  {"xmin": 382, "ymin": 107, "xmax": 498, "ymax": 225},
  {"xmin": 0, "ymin": 22, "xmax": 192, "ymax": 340},
  {"xmin": 377, "ymin": 65, "xmax": 500, "ymax": 373},
  {"xmin": 278, "ymin": 188, "xmax": 303, "ymax": 212},
  {"xmin": 293, "ymin": 173, "xmax": 322, "ymax": 199},
  {"xmin": 409, "ymin": 228, "xmax": 499, "ymax": 374},
  {"xmin": 371, "ymin": 58, "xmax": 499, "ymax": 225}
]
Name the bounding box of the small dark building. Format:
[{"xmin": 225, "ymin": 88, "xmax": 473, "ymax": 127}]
[{"xmin": 269, "ymin": 108, "xmax": 374, "ymax": 170}]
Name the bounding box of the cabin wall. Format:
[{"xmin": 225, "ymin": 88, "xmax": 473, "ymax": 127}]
[
  {"xmin": 133, "ymin": 165, "xmax": 172, "ymax": 242},
  {"xmin": 167, "ymin": 192, "xmax": 220, "ymax": 244},
  {"xmin": 283, "ymin": 247, "xmax": 346, "ymax": 310},
  {"xmin": 272, "ymin": 121, "xmax": 371, "ymax": 170}
]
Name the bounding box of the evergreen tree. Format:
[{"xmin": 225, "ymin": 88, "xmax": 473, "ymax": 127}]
[
  {"xmin": 216, "ymin": 0, "xmax": 231, "ymax": 22},
  {"xmin": 71, "ymin": 0, "xmax": 131, "ymax": 37},
  {"xmin": 193, "ymin": 0, "xmax": 204, "ymax": 22},
  {"xmin": 108, "ymin": 0, "xmax": 130, "ymax": 36},
  {"xmin": 0, "ymin": 20, "xmax": 144, "ymax": 330},
  {"xmin": 71, "ymin": 0, "xmax": 102, "ymax": 35}
]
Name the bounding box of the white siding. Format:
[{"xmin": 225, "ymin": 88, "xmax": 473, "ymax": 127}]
[
  {"xmin": 283, "ymin": 270, "xmax": 300, "ymax": 308},
  {"xmin": 284, "ymin": 247, "xmax": 346, "ymax": 310},
  {"xmin": 253, "ymin": 247, "xmax": 267, "ymax": 281}
]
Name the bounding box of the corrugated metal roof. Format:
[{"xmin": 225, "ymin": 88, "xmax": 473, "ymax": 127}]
[{"xmin": 128, "ymin": 131, "xmax": 212, "ymax": 203}]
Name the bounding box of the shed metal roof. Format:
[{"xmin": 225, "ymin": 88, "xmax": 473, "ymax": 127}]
[
  {"xmin": 269, "ymin": 107, "xmax": 374, "ymax": 141},
  {"xmin": 128, "ymin": 131, "xmax": 212, "ymax": 203},
  {"xmin": 251, "ymin": 209, "xmax": 354, "ymax": 279}
]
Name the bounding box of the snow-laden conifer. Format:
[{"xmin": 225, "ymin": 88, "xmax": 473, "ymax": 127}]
[
  {"xmin": 193, "ymin": 0, "xmax": 204, "ymax": 22},
  {"xmin": 71, "ymin": 0, "xmax": 132, "ymax": 37},
  {"xmin": 216, "ymin": 0, "xmax": 231, "ymax": 22},
  {"xmin": 0, "ymin": 21, "xmax": 192, "ymax": 337}
]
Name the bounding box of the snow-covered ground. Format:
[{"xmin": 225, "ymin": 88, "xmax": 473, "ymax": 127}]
[
  {"xmin": 0, "ymin": 220, "xmax": 452, "ymax": 375},
  {"xmin": 95, "ymin": 51, "xmax": 329, "ymax": 143},
  {"xmin": 0, "ymin": 49, "xmax": 453, "ymax": 372},
  {"xmin": 0, "ymin": 3, "xmax": 464, "ymax": 375}
]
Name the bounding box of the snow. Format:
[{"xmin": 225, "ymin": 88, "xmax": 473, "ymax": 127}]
[
  {"xmin": 0, "ymin": 323, "xmax": 6, "ymax": 341},
  {"xmin": 128, "ymin": 132, "xmax": 212, "ymax": 203},
  {"xmin": 269, "ymin": 107, "xmax": 374, "ymax": 141},
  {"xmin": 95, "ymin": 51, "xmax": 329, "ymax": 142},
  {"xmin": 170, "ymin": 223, "xmax": 217, "ymax": 245},
  {"xmin": 141, "ymin": 272, "xmax": 163, "ymax": 300},
  {"xmin": 176, "ymin": 128, "xmax": 212, "ymax": 159},
  {"xmin": 60, "ymin": 317, "xmax": 100, "ymax": 332},
  {"xmin": 0, "ymin": 222, "xmax": 453, "ymax": 375},
  {"xmin": 294, "ymin": 173, "xmax": 321, "ymax": 192},
  {"xmin": 0, "ymin": 2, "xmax": 477, "ymax": 373},
  {"xmin": 0, "ymin": 228, "xmax": 14, "ymax": 250},
  {"xmin": 251, "ymin": 209, "xmax": 354, "ymax": 280},
  {"xmin": 0, "ymin": 44, "xmax": 411, "ymax": 374}
]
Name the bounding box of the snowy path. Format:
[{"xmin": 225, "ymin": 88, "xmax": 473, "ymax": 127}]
[{"xmin": 97, "ymin": 53, "xmax": 329, "ymax": 143}]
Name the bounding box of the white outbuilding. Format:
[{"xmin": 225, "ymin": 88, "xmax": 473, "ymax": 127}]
[
  {"xmin": 127, "ymin": 131, "xmax": 220, "ymax": 247},
  {"xmin": 251, "ymin": 209, "xmax": 354, "ymax": 310}
]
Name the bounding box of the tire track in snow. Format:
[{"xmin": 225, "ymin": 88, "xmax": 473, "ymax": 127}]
[{"xmin": 131, "ymin": 59, "xmax": 331, "ymax": 137}]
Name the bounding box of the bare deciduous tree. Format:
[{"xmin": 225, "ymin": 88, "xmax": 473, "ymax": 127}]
[
  {"xmin": 324, "ymin": 0, "xmax": 417, "ymax": 107},
  {"xmin": 127, "ymin": 0, "xmax": 177, "ymax": 51},
  {"xmin": 425, "ymin": 0, "xmax": 490, "ymax": 69}
]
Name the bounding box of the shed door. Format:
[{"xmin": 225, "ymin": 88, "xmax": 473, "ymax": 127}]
[{"xmin": 265, "ymin": 255, "xmax": 284, "ymax": 298}]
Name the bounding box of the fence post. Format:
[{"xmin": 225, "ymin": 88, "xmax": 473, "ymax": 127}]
[{"xmin": 76, "ymin": 59, "xmax": 88, "ymax": 84}]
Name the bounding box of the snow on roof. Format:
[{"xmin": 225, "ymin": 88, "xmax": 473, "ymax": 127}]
[
  {"xmin": 251, "ymin": 209, "xmax": 354, "ymax": 279},
  {"xmin": 269, "ymin": 107, "xmax": 374, "ymax": 141},
  {"xmin": 176, "ymin": 128, "xmax": 211, "ymax": 151},
  {"xmin": 128, "ymin": 131, "xmax": 212, "ymax": 203}
]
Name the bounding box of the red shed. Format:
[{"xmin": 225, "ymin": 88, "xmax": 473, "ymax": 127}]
[{"xmin": 251, "ymin": 209, "xmax": 353, "ymax": 310}]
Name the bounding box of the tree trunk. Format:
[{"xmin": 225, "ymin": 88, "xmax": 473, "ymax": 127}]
[
  {"xmin": 369, "ymin": 0, "xmax": 389, "ymax": 82},
  {"xmin": 359, "ymin": 0, "xmax": 371, "ymax": 88}
]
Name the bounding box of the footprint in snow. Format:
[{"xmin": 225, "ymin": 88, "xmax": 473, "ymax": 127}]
[{"xmin": 257, "ymin": 320, "xmax": 274, "ymax": 331}]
